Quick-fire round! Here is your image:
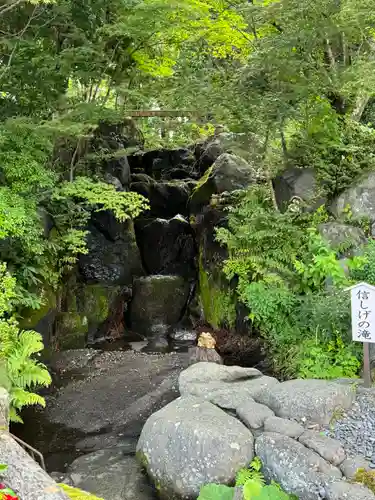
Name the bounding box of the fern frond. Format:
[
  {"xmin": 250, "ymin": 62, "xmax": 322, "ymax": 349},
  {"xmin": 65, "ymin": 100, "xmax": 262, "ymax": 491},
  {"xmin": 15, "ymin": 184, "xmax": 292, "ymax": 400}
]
[
  {"xmin": 18, "ymin": 330, "xmax": 44, "ymax": 356},
  {"xmin": 12, "ymin": 361, "xmax": 51, "ymax": 388},
  {"xmin": 235, "ymin": 466, "xmax": 265, "ymax": 487},
  {"xmin": 9, "ymin": 406, "xmax": 23, "ymax": 423},
  {"xmin": 10, "ymin": 387, "xmax": 46, "ymax": 409}
]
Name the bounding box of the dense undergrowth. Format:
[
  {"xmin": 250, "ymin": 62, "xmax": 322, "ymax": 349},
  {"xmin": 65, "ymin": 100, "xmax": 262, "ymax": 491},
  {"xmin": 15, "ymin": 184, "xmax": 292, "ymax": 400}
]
[{"xmin": 216, "ymin": 187, "xmax": 369, "ymax": 379}]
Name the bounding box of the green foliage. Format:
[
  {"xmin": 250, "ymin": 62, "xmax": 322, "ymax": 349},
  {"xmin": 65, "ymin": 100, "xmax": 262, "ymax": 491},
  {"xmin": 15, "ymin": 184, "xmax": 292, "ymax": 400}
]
[
  {"xmin": 54, "ymin": 177, "xmax": 149, "ymax": 222},
  {"xmin": 199, "ymin": 458, "xmax": 297, "ymax": 500},
  {"xmin": 296, "ymin": 333, "xmax": 361, "ymax": 380},
  {"xmin": 0, "ymin": 263, "xmax": 51, "ymax": 422},
  {"xmin": 352, "ymin": 468, "xmax": 375, "ymax": 493},
  {"xmin": 198, "ymin": 484, "xmax": 235, "ymax": 500},
  {"xmin": 216, "ymin": 186, "xmax": 362, "ymax": 378},
  {"xmin": 198, "ymin": 254, "xmax": 236, "ymax": 329},
  {"xmin": 58, "ymin": 484, "xmax": 104, "ymax": 499},
  {"xmin": 352, "ymin": 240, "xmax": 375, "ymax": 285}
]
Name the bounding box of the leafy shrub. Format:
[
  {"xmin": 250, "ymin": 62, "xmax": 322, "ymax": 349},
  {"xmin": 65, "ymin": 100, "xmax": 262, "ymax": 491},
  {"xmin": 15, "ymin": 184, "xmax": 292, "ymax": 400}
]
[
  {"xmin": 216, "ymin": 186, "xmax": 362, "ymax": 378},
  {"xmin": 198, "ymin": 458, "xmax": 298, "ymax": 499},
  {"xmin": 0, "ymin": 263, "xmax": 51, "ymax": 422}
]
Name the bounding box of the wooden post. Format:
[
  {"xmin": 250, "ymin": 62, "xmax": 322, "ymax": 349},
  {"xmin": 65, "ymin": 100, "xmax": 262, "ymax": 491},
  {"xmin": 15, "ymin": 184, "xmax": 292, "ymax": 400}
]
[{"xmin": 363, "ymin": 343, "xmax": 372, "ymax": 388}]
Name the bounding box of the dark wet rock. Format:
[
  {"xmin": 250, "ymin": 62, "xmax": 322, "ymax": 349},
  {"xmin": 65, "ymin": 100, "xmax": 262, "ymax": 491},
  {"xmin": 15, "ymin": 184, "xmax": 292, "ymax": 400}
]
[
  {"xmin": 273, "ymin": 167, "xmax": 324, "ymax": 212},
  {"xmin": 67, "ymin": 448, "xmax": 155, "ymax": 500},
  {"xmin": 135, "ymin": 215, "xmax": 196, "ymax": 279},
  {"xmin": 169, "ymin": 328, "xmax": 197, "ymax": 343},
  {"xmin": 190, "ymin": 153, "xmax": 256, "ymax": 210},
  {"xmin": 256, "ymin": 379, "xmax": 356, "ymax": 425},
  {"xmin": 256, "ymin": 432, "xmax": 342, "ymax": 500},
  {"xmin": 131, "ymin": 180, "xmax": 191, "ymax": 218},
  {"xmin": 17, "ymin": 350, "xmax": 189, "ymax": 463},
  {"xmin": 136, "ymin": 396, "xmax": 254, "ymax": 498},
  {"xmin": 79, "ymin": 218, "xmax": 143, "ymax": 285},
  {"xmin": 129, "ymin": 275, "xmax": 190, "ymax": 336},
  {"xmin": 104, "ymin": 173, "xmax": 124, "ymax": 191},
  {"xmin": 103, "ymin": 155, "xmax": 130, "ymax": 188}
]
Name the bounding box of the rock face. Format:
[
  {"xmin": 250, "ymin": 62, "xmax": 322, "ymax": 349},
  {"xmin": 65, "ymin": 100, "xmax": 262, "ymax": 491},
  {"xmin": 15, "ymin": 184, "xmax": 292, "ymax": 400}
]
[
  {"xmin": 331, "ymin": 171, "xmax": 375, "ymax": 221},
  {"xmin": 319, "ymin": 222, "xmax": 367, "ymax": 255},
  {"xmin": 16, "ymin": 350, "xmax": 190, "ymax": 464},
  {"xmin": 256, "ymin": 379, "xmax": 355, "ymax": 425},
  {"xmin": 66, "ymin": 448, "xmax": 155, "ymax": 500},
  {"xmin": 136, "ymin": 396, "xmax": 254, "ymax": 498},
  {"xmin": 191, "ymin": 153, "xmax": 255, "ymax": 209},
  {"xmin": 299, "ymin": 430, "xmax": 346, "ymax": 466},
  {"xmin": 255, "ymin": 432, "xmax": 342, "ymax": 500},
  {"xmin": 135, "ymin": 215, "xmax": 196, "ymax": 279},
  {"xmin": 131, "ymin": 179, "xmax": 192, "ymax": 218},
  {"xmin": 79, "ymin": 216, "xmax": 143, "ymax": 285},
  {"xmin": 326, "ymin": 481, "xmax": 375, "ymax": 500},
  {"xmin": 0, "ymin": 432, "xmax": 69, "ymax": 500},
  {"xmin": 179, "ymin": 362, "xmax": 279, "ymax": 409},
  {"xmin": 128, "ymin": 275, "xmax": 190, "ymax": 336},
  {"xmin": 263, "ymin": 416, "xmax": 304, "ymax": 439},
  {"xmin": 273, "ymin": 167, "xmax": 323, "ymax": 212}
]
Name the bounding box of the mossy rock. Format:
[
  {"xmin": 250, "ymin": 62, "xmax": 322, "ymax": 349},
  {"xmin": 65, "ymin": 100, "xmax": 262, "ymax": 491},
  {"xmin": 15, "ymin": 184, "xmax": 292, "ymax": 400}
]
[
  {"xmin": 198, "ymin": 253, "xmax": 236, "ymax": 330},
  {"xmin": 79, "ymin": 284, "xmax": 121, "ymax": 324},
  {"xmin": 54, "ymin": 312, "xmax": 89, "ymax": 350},
  {"xmin": 18, "ymin": 287, "xmax": 57, "ymax": 330}
]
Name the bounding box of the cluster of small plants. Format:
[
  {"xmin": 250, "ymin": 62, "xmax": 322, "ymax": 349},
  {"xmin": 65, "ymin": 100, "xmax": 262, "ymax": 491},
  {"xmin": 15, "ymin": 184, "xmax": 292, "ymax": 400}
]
[{"xmin": 198, "ymin": 457, "xmax": 298, "ymax": 499}]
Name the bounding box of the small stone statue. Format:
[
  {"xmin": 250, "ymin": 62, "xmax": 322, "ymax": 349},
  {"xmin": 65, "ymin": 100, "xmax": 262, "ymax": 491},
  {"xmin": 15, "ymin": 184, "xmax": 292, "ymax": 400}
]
[{"xmin": 188, "ymin": 332, "xmax": 223, "ymax": 365}]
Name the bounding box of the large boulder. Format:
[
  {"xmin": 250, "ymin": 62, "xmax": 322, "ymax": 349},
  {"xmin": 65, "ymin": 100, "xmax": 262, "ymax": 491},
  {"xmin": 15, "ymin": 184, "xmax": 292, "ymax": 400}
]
[
  {"xmin": 135, "ymin": 215, "xmax": 197, "ymax": 279},
  {"xmin": 79, "ymin": 215, "xmax": 143, "ymax": 285},
  {"xmin": 255, "ymin": 379, "xmax": 356, "ymax": 425},
  {"xmin": 179, "ymin": 362, "xmax": 279, "ymax": 410},
  {"xmin": 319, "ymin": 222, "xmax": 367, "ymax": 255},
  {"xmin": 131, "ymin": 179, "xmax": 192, "ymax": 218},
  {"xmin": 331, "ymin": 171, "xmax": 375, "ymax": 222},
  {"xmin": 195, "ymin": 132, "xmax": 262, "ymax": 173},
  {"xmin": 136, "ymin": 396, "xmax": 254, "ymax": 498},
  {"xmin": 190, "ymin": 153, "xmax": 256, "ymax": 210},
  {"xmin": 255, "ymin": 432, "xmax": 342, "ymax": 500},
  {"xmin": 141, "ymin": 148, "xmax": 195, "ymax": 180},
  {"xmin": 128, "ymin": 275, "xmax": 190, "ymax": 336},
  {"xmin": 273, "ymin": 167, "xmax": 324, "ymax": 212},
  {"xmin": 66, "ymin": 448, "xmax": 155, "ymax": 500}
]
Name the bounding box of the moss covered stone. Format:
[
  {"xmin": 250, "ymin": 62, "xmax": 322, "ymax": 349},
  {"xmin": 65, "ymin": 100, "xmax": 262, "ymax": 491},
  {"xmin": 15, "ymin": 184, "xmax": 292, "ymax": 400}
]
[
  {"xmin": 18, "ymin": 287, "xmax": 57, "ymax": 330},
  {"xmin": 80, "ymin": 284, "xmax": 120, "ymax": 324},
  {"xmin": 198, "ymin": 253, "xmax": 236, "ymax": 330},
  {"xmin": 54, "ymin": 312, "xmax": 89, "ymax": 350}
]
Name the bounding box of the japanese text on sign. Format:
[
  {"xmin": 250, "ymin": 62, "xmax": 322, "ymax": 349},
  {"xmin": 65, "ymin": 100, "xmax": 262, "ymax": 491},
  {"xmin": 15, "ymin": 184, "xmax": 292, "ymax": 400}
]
[{"xmin": 350, "ymin": 284, "xmax": 375, "ymax": 343}]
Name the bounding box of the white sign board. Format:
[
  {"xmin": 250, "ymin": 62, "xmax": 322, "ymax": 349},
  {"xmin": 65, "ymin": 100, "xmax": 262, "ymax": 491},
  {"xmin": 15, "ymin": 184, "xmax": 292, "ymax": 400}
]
[{"xmin": 349, "ymin": 282, "xmax": 375, "ymax": 343}]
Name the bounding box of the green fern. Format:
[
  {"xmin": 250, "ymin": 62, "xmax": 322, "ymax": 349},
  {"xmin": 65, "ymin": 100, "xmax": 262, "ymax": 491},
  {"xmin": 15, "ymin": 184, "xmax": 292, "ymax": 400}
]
[
  {"xmin": 0, "ymin": 265, "xmax": 52, "ymax": 422},
  {"xmin": 58, "ymin": 483, "xmax": 104, "ymax": 499},
  {"xmin": 236, "ymin": 457, "xmax": 265, "ymax": 487}
]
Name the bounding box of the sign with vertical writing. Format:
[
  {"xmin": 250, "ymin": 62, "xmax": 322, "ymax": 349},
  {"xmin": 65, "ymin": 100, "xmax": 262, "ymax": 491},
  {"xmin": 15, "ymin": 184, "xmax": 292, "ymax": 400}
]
[{"xmin": 349, "ymin": 282, "xmax": 375, "ymax": 343}]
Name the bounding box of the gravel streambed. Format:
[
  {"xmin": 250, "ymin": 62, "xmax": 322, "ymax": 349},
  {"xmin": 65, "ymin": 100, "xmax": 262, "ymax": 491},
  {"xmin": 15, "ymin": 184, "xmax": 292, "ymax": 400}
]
[{"xmin": 326, "ymin": 389, "xmax": 375, "ymax": 464}]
